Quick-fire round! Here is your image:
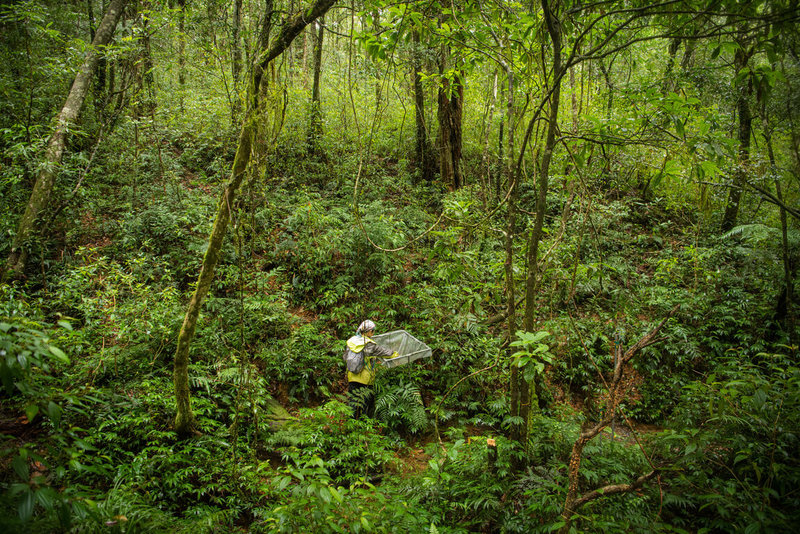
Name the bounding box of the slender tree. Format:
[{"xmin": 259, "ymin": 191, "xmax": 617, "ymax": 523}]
[
  {"xmin": 412, "ymin": 29, "xmax": 435, "ymax": 182},
  {"xmin": 232, "ymin": 0, "xmax": 244, "ymax": 116},
  {"xmin": 720, "ymin": 41, "xmax": 754, "ymax": 232},
  {"xmin": 3, "ymin": 0, "xmax": 127, "ymax": 281},
  {"xmin": 307, "ymin": 18, "xmax": 325, "ymax": 156},
  {"xmin": 176, "ymin": 0, "xmax": 186, "ymax": 111},
  {"xmin": 173, "ymin": 0, "xmax": 338, "ymax": 437}
]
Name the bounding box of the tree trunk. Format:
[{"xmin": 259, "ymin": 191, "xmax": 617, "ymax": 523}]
[
  {"xmin": 177, "ymin": 0, "xmax": 186, "ymax": 111},
  {"xmin": 136, "ymin": 1, "xmax": 155, "ymax": 116},
  {"xmin": 232, "ymin": 0, "xmax": 243, "ymax": 117},
  {"xmin": 761, "ymin": 101, "xmax": 794, "ymax": 336},
  {"xmin": 504, "ymin": 153, "xmax": 519, "ymax": 464},
  {"xmin": 307, "ymin": 18, "xmax": 324, "ymax": 156},
  {"xmin": 662, "ymin": 37, "xmax": 681, "ymax": 93},
  {"xmin": 437, "ymin": 44, "xmax": 464, "ymax": 190},
  {"xmin": 481, "ymin": 69, "xmax": 498, "ymax": 199},
  {"xmin": 412, "ymin": 30, "xmax": 435, "ymax": 183},
  {"xmin": 87, "ymin": 0, "xmax": 107, "ymax": 95},
  {"xmin": 173, "ymin": 0, "xmax": 337, "ymax": 437},
  {"xmin": 436, "ymin": 17, "xmax": 464, "ymax": 191},
  {"xmin": 519, "ymin": 0, "xmax": 563, "ymax": 424},
  {"xmin": 3, "ymin": 0, "xmax": 127, "ymax": 282},
  {"xmin": 721, "ymin": 45, "xmax": 753, "ymax": 232}
]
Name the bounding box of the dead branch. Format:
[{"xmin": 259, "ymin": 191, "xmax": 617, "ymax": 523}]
[
  {"xmin": 572, "ymin": 470, "xmax": 658, "ymax": 509},
  {"xmin": 560, "ymin": 305, "xmax": 679, "ymax": 534}
]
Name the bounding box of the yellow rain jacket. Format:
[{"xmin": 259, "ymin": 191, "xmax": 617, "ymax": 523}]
[{"xmin": 345, "ymin": 335, "xmax": 394, "ymax": 385}]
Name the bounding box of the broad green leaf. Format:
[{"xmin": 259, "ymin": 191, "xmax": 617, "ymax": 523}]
[
  {"xmin": 48, "ymin": 345, "xmax": 69, "ymax": 364},
  {"xmin": 25, "ymin": 403, "xmax": 38, "ymax": 422},
  {"xmin": 47, "ymin": 401, "xmax": 62, "ymax": 429},
  {"xmin": 18, "ymin": 488, "xmax": 34, "ymax": 521},
  {"xmin": 12, "ymin": 454, "xmax": 28, "ymax": 480}
]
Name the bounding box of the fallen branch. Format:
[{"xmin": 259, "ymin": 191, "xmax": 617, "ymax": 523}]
[{"xmin": 572, "ymin": 470, "xmax": 658, "ymax": 509}]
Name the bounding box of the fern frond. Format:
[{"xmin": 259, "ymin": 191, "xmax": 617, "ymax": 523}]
[{"xmin": 721, "ymin": 223, "xmax": 776, "ymax": 242}]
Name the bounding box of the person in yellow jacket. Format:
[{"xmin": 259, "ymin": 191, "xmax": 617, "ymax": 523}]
[{"xmin": 345, "ymin": 319, "xmax": 397, "ymax": 418}]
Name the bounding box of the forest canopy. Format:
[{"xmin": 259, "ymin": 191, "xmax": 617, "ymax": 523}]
[{"xmin": 1, "ymin": 0, "xmax": 799, "ymax": 532}]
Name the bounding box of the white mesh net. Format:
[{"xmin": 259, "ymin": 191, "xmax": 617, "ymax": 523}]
[{"xmin": 371, "ymin": 330, "xmax": 432, "ymax": 368}]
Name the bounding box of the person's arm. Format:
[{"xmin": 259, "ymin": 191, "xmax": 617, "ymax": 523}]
[{"xmin": 365, "ymin": 341, "xmax": 396, "ymax": 363}]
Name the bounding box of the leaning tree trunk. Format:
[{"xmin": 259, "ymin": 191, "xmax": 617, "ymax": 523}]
[
  {"xmin": 3, "ymin": 0, "xmax": 127, "ymax": 281},
  {"xmin": 173, "ymin": 0, "xmax": 337, "ymax": 437}
]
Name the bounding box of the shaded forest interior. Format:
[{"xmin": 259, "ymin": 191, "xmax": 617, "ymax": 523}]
[{"xmin": 1, "ymin": 0, "xmax": 799, "ymax": 532}]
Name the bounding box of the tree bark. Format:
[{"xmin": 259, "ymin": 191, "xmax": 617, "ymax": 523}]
[
  {"xmin": 437, "ymin": 36, "xmax": 464, "ymax": 190},
  {"xmin": 504, "ymin": 156, "xmax": 519, "ymax": 461},
  {"xmin": 662, "ymin": 37, "xmax": 681, "ymax": 93},
  {"xmin": 307, "ymin": 18, "xmax": 324, "ymax": 156},
  {"xmin": 481, "ymin": 69, "xmax": 498, "ymax": 198},
  {"xmin": 135, "ymin": 1, "xmax": 155, "ymax": 117},
  {"xmin": 761, "ymin": 101, "xmax": 794, "ymax": 335},
  {"xmin": 173, "ymin": 0, "xmax": 337, "ymax": 437},
  {"xmin": 3, "ymin": 0, "xmax": 127, "ymax": 281},
  {"xmin": 520, "ymin": 0, "xmax": 564, "ymax": 423},
  {"xmin": 412, "ymin": 30, "xmax": 435, "ymax": 183},
  {"xmin": 721, "ymin": 45, "xmax": 753, "ymax": 232},
  {"xmin": 232, "ymin": 0, "xmax": 243, "ymax": 117},
  {"xmin": 177, "ymin": 0, "xmax": 186, "ymax": 110}
]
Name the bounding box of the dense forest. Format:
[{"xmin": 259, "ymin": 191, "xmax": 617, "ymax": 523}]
[{"xmin": 1, "ymin": 0, "xmax": 799, "ymax": 532}]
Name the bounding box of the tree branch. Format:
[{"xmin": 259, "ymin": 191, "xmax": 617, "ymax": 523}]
[{"xmin": 572, "ymin": 470, "xmax": 658, "ymax": 509}]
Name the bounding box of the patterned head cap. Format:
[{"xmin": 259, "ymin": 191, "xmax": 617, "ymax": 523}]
[{"xmin": 357, "ymin": 320, "xmax": 376, "ymax": 335}]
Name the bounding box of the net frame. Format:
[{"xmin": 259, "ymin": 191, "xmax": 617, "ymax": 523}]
[{"xmin": 371, "ymin": 330, "xmax": 432, "ymax": 368}]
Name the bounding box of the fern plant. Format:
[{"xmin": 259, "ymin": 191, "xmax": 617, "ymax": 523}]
[{"xmin": 375, "ymin": 380, "xmax": 428, "ymax": 434}]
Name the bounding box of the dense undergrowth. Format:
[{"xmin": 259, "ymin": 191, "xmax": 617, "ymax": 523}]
[
  {"xmin": 1, "ymin": 1, "xmax": 799, "ymax": 529},
  {"xmin": 1, "ymin": 109, "xmax": 797, "ymax": 532}
]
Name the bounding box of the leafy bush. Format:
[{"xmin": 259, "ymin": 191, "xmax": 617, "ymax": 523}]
[
  {"xmin": 664, "ymin": 350, "xmax": 800, "ymax": 532},
  {"xmin": 264, "ymin": 400, "xmax": 397, "ymax": 485},
  {"xmin": 375, "ymin": 380, "xmax": 428, "ymax": 434}
]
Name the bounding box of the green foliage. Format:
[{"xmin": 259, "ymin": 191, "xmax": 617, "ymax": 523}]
[
  {"xmin": 0, "ymin": 315, "xmax": 69, "ymax": 397},
  {"xmin": 511, "ymin": 330, "xmax": 555, "ymax": 382},
  {"xmin": 375, "ymin": 380, "xmax": 428, "ymax": 434},
  {"xmin": 255, "ymin": 324, "xmax": 339, "ymax": 403},
  {"xmin": 264, "ymin": 400, "xmax": 397, "ymax": 485},
  {"xmin": 254, "ymin": 455, "xmax": 431, "ymax": 534},
  {"xmin": 1, "ymin": 1, "xmax": 798, "ymax": 531},
  {"xmin": 405, "ymin": 436, "xmax": 511, "ymax": 532},
  {"xmin": 664, "ymin": 350, "xmax": 800, "ymax": 532}
]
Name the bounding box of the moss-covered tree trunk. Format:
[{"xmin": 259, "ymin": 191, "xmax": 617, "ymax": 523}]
[
  {"xmin": 173, "ymin": 0, "xmax": 338, "ymax": 437},
  {"xmin": 3, "ymin": 0, "xmax": 127, "ymax": 281}
]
